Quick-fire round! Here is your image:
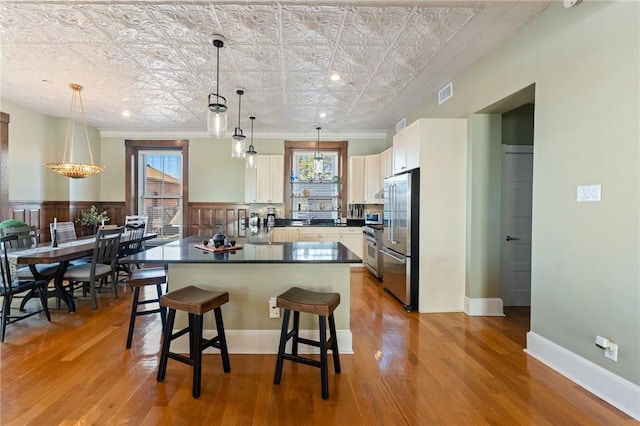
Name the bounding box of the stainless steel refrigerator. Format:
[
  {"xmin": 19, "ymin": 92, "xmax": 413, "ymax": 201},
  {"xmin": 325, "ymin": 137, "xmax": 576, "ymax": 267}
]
[{"xmin": 381, "ymin": 169, "xmax": 419, "ymax": 311}]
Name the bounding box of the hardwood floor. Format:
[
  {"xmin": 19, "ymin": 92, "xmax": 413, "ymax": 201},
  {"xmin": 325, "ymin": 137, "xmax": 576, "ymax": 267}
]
[{"xmin": 0, "ymin": 270, "xmax": 635, "ymax": 425}]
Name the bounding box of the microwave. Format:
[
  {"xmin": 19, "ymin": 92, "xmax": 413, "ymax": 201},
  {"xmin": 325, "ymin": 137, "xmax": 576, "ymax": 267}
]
[{"xmin": 365, "ymin": 212, "xmax": 383, "ymax": 225}]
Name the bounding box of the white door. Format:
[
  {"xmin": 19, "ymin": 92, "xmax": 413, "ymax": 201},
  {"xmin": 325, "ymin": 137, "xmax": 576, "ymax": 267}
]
[{"xmin": 500, "ymin": 145, "xmax": 533, "ymax": 307}]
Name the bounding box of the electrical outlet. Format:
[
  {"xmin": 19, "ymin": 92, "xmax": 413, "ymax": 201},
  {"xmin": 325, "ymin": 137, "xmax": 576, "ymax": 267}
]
[
  {"xmin": 269, "ymin": 297, "xmax": 280, "ymax": 319},
  {"xmin": 605, "ymin": 342, "xmax": 618, "ymax": 362}
]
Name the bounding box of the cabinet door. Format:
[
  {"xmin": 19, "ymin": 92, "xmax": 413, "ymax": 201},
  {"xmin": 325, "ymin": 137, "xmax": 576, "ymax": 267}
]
[
  {"xmin": 380, "ymin": 147, "xmax": 393, "ymax": 179},
  {"xmin": 269, "ymin": 155, "xmax": 284, "ymax": 203},
  {"xmin": 255, "ymin": 155, "xmax": 271, "ymax": 203},
  {"xmin": 245, "ymin": 166, "xmax": 258, "ymax": 203},
  {"xmin": 348, "ymin": 155, "xmax": 365, "ymax": 203},
  {"xmin": 272, "ymin": 227, "xmax": 287, "ymax": 242},
  {"xmin": 392, "ymin": 130, "xmax": 407, "ymax": 174},
  {"xmin": 406, "ymin": 120, "xmax": 421, "ymax": 170},
  {"xmin": 364, "ymin": 154, "xmax": 380, "ymax": 204}
]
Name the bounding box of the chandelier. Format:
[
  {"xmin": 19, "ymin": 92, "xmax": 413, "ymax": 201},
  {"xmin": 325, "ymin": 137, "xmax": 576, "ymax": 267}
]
[
  {"xmin": 207, "ymin": 35, "xmax": 228, "ymax": 138},
  {"xmin": 45, "ymin": 83, "xmax": 104, "ymax": 179},
  {"xmin": 246, "ymin": 116, "xmax": 257, "ymax": 168}
]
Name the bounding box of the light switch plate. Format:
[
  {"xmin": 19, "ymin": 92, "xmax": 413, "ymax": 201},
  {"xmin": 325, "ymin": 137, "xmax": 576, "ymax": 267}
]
[{"xmin": 577, "ymin": 184, "xmax": 601, "ymax": 202}]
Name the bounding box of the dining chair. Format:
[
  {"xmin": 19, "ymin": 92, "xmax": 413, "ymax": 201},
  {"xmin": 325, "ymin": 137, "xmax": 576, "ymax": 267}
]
[
  {"xmin": 62, "ymin": 227, "xmax": 124, "ymax": 309},
  {"xmin": 116, "ymin": 223, "xmax": 146, "ymax": 281},
  {"xmin": 0, "ymin": 234, "xmax": 52, "ymax": 342},
  {"xmin": 125, "ymin": 215, "xmax": 148, "ymax": 233},
  {"xmin": 50, "ymin": 221, "xmax": 78, "ymax": 243},
  {"xmin": 0, "ymin": 225, "xmax": 58, "ymax": 280}
]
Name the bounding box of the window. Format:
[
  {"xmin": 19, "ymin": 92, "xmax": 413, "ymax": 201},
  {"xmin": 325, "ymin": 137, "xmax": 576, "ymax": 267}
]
[
  {"xmin": 284, "ymin": 140, "xmax": 347, "ymax": 220},
  {"xmin": 125, "ymin": 140, "xmax": 188, "ymax": 244}
]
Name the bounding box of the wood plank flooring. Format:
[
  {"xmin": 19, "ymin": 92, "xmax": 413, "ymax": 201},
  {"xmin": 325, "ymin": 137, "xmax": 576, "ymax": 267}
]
[{"xmin": 0, "ymin": 270, "xmax": 635, "ymax": 425}]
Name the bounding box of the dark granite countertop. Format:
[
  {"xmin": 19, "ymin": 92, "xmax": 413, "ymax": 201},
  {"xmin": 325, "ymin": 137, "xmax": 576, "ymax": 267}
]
[
  {"xmin": 274, "ymin": 218, "xmax": 365, "ymax": 227},
  {"xmin": 120, "ymin": 235, "xmax": 362, "ymax": 264}
]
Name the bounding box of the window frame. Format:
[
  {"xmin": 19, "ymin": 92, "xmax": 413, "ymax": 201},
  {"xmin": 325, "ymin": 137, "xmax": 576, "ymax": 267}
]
[{"xmin": 284, "ymin": 140, "xmax": 347, "ymax": 220}]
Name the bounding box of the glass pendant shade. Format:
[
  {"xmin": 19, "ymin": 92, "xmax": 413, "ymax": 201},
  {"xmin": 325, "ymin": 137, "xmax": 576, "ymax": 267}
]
[
  {"xmin": 207, "ymin": 35, "xmax": 228, "ymax": 138},
  {"xmin": 232, "ymin": 133, "xmax": 246, "ymax": 158},
  {"xmin": 207, "ymin": 94, "xmax": 227, "ymax": 137},
  {"xmin": 314, "ymin": 126, "xmax": 324, "ymax": 179},
  {"xmin": 245, "ymin": 115, "xmax": 257, "ymax": 168},
  {"xmin": 231, "ymin": 88, "xmax": 246, "ymax": 158}
]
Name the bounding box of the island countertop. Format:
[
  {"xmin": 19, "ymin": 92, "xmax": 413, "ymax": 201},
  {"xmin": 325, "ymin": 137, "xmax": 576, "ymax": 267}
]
[{"xmin": 121, "ymin": 235, "xmax": 362, "ymax": 264}]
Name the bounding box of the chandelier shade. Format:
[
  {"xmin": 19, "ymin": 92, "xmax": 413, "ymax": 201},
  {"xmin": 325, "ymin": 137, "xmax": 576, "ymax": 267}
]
[
  {"xmin": 314, "ymin": 126, "xmax": 324, "ymax": 179},
  {"xmin": 45, "ymin": 83, "xmax": 104, "ymax": 179},
  {"xmin": 207, "ymin": 35, "xmax": 228, "ymax": 138},
  {"xmin": 231, "ymin": 88, "xmax": 246, "ymax": 158},
  {"xmin": 246, "ymin": 116, "xmax": 257, "ymax": 168}
]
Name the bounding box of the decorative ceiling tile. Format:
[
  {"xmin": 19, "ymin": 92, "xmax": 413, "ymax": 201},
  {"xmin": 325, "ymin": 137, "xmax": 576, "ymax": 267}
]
[{"xmin": 0, "ymin": 0, "xmax": 551, "ymax": 135}]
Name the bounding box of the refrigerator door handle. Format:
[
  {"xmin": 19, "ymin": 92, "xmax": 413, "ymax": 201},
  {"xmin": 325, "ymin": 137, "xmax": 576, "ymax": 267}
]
[{"xmin": 380, "ymin": 247, "xmax": 406, "ymax": 263}]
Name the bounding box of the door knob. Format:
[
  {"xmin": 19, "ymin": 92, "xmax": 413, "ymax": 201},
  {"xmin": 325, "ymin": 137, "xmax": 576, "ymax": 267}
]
[{"xmin": 505, "ymin": 236, "xmax": 519, "ymax": 241}]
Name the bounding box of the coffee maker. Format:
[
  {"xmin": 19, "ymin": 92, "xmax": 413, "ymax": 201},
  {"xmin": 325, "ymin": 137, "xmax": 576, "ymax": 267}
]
[{"xmin": 266, "ymin": 207, "xmax": 277, "ymax": 226}]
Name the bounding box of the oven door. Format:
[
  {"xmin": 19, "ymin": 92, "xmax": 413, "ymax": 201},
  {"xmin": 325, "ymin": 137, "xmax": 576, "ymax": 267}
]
[{"xmin": 365, "ymin": 236, "xmax": 380, "ymax": 277}]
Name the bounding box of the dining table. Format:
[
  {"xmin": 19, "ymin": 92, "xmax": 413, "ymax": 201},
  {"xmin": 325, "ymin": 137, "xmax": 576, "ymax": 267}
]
[{"xmin": 7, "ymin": 231, "xmax": 157, "ymax": 312}]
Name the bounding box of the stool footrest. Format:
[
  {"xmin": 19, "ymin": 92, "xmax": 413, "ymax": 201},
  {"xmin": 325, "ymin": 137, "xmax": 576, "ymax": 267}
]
[
  {"xmin": 296, "ymin": 336, "xmax": 321, "ymax": 348},
  {"xmin": 282, "ymin": 353, "xmax": 322, "ymax": 368},
  {"xmin": 134, "ymin": 307, "xmax": 163, "ymax": 316},
  {"xmin": 167, "ymin": 352, "xmax": 194, "ymax": 366}
]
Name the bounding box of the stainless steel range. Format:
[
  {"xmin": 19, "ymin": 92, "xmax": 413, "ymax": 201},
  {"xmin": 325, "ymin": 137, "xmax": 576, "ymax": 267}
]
[{"xmin": 363, "ymin": 225, "xmax": 383, "ymax": 279}]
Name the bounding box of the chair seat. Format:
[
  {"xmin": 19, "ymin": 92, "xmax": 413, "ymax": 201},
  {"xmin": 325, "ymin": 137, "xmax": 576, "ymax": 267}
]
[
  {"xmin": 63, "ymin": 263, "xmax": 112, "ymax": 280},
  {"xmin": 276, "ymin": 287, "xmax": 340, "ymax": 317},
  {"xmin": 1, "ymin": 278, "xmax": 47, "ymax": 296},
  {"xmin": 16, "ymin": 263, "xmax": 59, "ymax": 280},
  {"xmin": 160, "ymin": 286, "xmax": 228, "ymax": 315},
  {"xmin": 129, "ymin": 267, "xmax": 166, "ymax": 288}
]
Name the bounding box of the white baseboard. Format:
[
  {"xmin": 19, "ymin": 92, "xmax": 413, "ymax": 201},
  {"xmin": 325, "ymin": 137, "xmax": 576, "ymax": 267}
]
[
  {"xmin": 463, "ymin": 297, "xmax": 505, "ymax": 316},
  {"xmin": 526, "ymin": 331, "xmax": 640, "ymax": 421},
  {"xmin": 169, "ymin": 329, "xmax": 353, "ymax": 355}
]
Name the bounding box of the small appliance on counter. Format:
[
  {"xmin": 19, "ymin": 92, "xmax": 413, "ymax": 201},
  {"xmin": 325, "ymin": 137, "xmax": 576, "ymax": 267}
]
[{"xmin": 266, "ymin": 207, "xmax": 277, "ymax": 226}]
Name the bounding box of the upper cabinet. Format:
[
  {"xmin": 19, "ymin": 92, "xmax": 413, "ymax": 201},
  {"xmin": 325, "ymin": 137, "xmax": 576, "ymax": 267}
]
[
  {"xmin": 245, "ymin": 154, "xmax": 284, "ymax": 203},
  {"xmin": 379, "ymin": 147, "xmax": 393, "ymax": 180},
  {"xmin": 364, "ymin": 154, "xmax": 381, "ymax": 204},
  {"xmin": 348, "ymin": 155, "xmax": 365, "ymax": 203},
  {"xmin": 393, "ymin": 120, "xmax": 420, "ymax": 174}
]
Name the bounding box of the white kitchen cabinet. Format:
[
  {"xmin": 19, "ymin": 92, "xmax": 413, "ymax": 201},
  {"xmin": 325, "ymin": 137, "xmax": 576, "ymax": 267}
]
[
  {"xmin": 392, "ymin": 120, "xmax": 420, "ymax": 174},
  {"xmin": 348, "ymin": 155, "xmax": 365, "ymax": 203},
  {"xmin": 246, "ymin": 155, "xmax": 284, "ymax": 203},
  {"xmin": 379, "ymin": 147, "xmax": 393, "ymax": 180},
  {"xmin": 271, "ymin": 227, "xmax": 287, "ymax": 242},
  {"xmin": 339, "ymin": 227, "xmax": 364, "ymax": 266},
  {"xmin": 298, "ymin": 227, "xmax": 340, "ymax": 242},
  {"xmin": 364, "ymin": 154, "xmax": 381, "ymax": 204}
]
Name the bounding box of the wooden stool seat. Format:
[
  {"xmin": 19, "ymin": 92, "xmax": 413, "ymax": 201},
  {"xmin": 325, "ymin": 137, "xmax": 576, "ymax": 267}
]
[
  {"xmin": 276, "ymin": 287, "xmax": 340, "ymax": 317},
  {"xmin": 157, "ymin": 285, "xmax": 230, "ymax": 398},
  {"xmin": 274, "ymin": 286, "xmax": 341, "ymax": 399},
  {"xmin": 126, "ymin": 267, "xmax": 168, "ymax": 349},
  {"xmin": 160, "ymin": 286, "xmax": 229, "ymax": 315}
]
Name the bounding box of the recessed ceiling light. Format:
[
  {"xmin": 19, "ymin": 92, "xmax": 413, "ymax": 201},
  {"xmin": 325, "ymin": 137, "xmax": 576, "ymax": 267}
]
[
  {"xmin": 330, "ymin": 73, "xmax": 341, "ymax": 81},
  {"xmin": 319, "ymin": 112, "xmax": 327, "ymax": 118},
  {"xmin": 122, "ymin": 110, "xmax": 131, "ymax": 117}
]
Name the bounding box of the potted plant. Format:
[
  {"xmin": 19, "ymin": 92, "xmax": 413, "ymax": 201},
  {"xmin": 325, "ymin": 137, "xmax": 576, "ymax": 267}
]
[{"xmin": 77, "ymin": 205, "xmax": 110, "ymax": 234}]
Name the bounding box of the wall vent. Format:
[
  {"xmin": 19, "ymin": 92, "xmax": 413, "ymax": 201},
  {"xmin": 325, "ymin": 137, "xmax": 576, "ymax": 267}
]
[
  {"xmin": 438, "ymin": 82, "xmax": 453, "ymax": 105},
  {"xmin": 395, "ymin": 118, "xmax": 406, "ymax": 133}
]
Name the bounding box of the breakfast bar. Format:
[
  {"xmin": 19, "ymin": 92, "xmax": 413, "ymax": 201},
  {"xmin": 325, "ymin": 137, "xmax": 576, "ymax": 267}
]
[{"xmin": 120, "ymin": 235, "xmax": 361, "ymax": 354}]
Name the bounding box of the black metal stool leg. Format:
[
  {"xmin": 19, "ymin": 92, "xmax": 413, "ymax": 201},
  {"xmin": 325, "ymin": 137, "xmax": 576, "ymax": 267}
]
[
  {"xmin": 273, "ymin": 308, "xmax": 291, "ymax": 385},
  {"xmin": 126, "ymin": 286, "xmax": 141, "ymax": 349},
  {"xmin": 156, "ymin": 283, "xmax": 167, "ymax": 333},
  {"xmin": 214, "ymin": 307, "xmax": 231, "ymax": 372},
  {"xmin": 192, "ymin": 313, "xmax": 203, "ymax": 398},
  {"xmin": 291, "ymin": 311, "xmax": 300, "ymax": 357},
  {"xmin": 157, "ymin": 308, "xmax": 176, "ymax": 382},
  {"xmin": 319, "ymin": 315, "xmax": 329, "ymax": 399},
  {"xmin": 328, "ymin": 313, "xmax": 341, "ymax": 373}
]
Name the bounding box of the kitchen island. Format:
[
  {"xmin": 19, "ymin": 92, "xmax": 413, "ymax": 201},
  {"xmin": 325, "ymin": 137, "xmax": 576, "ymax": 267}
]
[{"xmin": 121, "ymin": 235, "xmax": 361, "ymax": 354}]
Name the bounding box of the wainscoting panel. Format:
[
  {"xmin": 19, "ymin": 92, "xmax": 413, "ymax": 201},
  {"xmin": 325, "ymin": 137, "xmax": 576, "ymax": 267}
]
[{"xmin": 188, "ymin": 202, "xmax": 249, "ymax": 239}]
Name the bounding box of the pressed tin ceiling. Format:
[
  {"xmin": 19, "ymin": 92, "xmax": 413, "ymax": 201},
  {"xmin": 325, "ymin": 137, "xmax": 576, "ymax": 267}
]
[{"xmin": 0, "ymin": 1, "xmax": 551, "ymax": 137}]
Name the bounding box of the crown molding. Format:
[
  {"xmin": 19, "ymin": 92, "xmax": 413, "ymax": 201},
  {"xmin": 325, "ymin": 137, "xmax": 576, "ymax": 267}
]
[{"xmin": 99, "ymin": 128, "xmax": 388, "ymax": 140}]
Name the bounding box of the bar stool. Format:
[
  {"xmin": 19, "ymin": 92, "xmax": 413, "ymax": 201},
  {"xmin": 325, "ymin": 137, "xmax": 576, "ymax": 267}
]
[
  {"xmin": 157, "ymin": 286, "xmax": 230, "ymax": 398},
  {"xmin": 273, "ymin": 286, "xmax": 341, "ymax": 399},
  {"xmin": 126, "ymin": 267, "xmax": 167, "ymax": 349}
]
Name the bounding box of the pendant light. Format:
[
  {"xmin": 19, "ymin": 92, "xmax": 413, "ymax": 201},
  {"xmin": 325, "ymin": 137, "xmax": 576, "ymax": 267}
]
[
  {"xmin": 45, "ymin": 83, "xmax": 104, "ymax": 178},
  {"xmin": 246, "ymin": 116, "xmax": 257, "ymax": 168},
  {"xmin": 207, "ymin": 35, "xmax": 227, "ymax": 138},
  {"xmin": 314, "ymin": 126, "xmax": 324, "ymax": 180},
  {"xmin": 231, "ymin": 88, "xmax": 246, "ymax": 158}
]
